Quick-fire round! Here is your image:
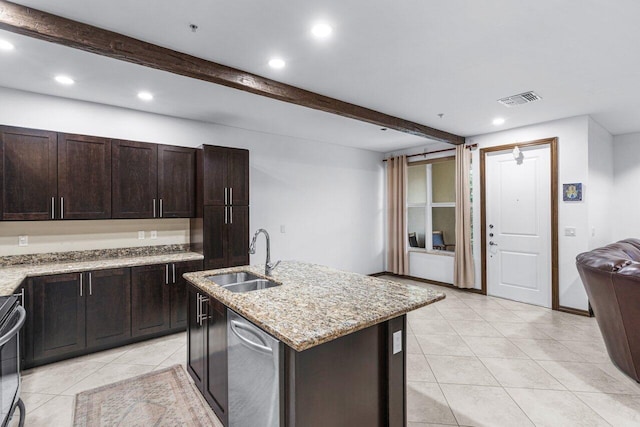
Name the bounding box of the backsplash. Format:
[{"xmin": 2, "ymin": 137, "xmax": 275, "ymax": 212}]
[{"xmin": 0, "ymin": 244, "xmax": 191, "ymax": 267}]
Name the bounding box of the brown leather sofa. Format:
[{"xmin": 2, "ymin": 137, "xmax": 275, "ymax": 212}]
[{"xmin": 576, "ymin": 238, "xmax": 640, "ymax": 383}]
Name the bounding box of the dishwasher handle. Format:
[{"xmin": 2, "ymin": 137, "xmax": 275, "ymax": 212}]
[{"xmin": 230, "ymin": 320, "xmax": 273, "ymax": 354}]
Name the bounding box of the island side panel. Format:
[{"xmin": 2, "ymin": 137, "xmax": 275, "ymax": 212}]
[
  {"xmin": 387, "ymin": 315, "xmax": 407, "ymax": 427},
  {"xmin": 285, "ymin": 317, "xmax": 407, "ymax": 427}
]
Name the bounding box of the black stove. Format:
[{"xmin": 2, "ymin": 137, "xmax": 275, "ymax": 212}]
[{"xmin": 0, "ymin": 293, "xmax": 25, "ymax": 427}]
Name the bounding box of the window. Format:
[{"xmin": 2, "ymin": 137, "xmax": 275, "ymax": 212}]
[{"xmin": 407, "ymin": 157, "xmax": 455, "ymax": 253}]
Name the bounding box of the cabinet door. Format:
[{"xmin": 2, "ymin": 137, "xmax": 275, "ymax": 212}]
[
  {"xmin": 187, "ymin": 285, "xmax": 206, "ymax": 391},
  {"xmin": 228, "ymin": 148, "xmax": 249, "ymax": 206},
  {"xmin": 204, "ymin": 205, "xmax": 228, "ymax": 269},
  {"xmin": 204, "ymin": 298, "xmax": 228, "ymax": 425},
  {"xmin": 1, "ymin": 126, "xmax": 57, "ymax": 220},
  {"xmin": 58, "ymin": 134, "xmax": 111, "ymax": 219},
  {"xmin": 227, "ymin": 205, "xmax": 249, "ymax": 267},
  {"xmin": 170, "ymin": 260, "xmax": 203, "ymax": 329},
  {"xmin": 158, "ymin": 145, "xmax": 195, "ymax": 218},
  {"xmin": 31, "ymin": 273, "xmax": 85, "ymax": 361},
  {"xmin": 202, "ymin": 145, "xmax": 228, "ymax": 206},
  {"xmin": 85, "ymin": 268, "xmax": 131, "ymax": 348},
  {"xmin": 131, "ymin": 264, "xmax": 171, "ymax": 337},
  {"xmin": 112, "ymin": 139, "xmax": 158, "ymax": 218}
]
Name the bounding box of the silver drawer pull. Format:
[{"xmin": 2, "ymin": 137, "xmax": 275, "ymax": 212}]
[{"xmin": 79, "ymin": 273, "xmax": 83, "ymax": 297}]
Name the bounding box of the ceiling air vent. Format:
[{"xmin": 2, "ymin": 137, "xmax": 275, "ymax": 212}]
[{"xmin": 497, "ymin": 91, "xmax": 542, "ymax": 107}]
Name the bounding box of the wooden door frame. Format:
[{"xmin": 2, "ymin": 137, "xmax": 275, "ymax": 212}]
[{"xmin": 480, "ymin": 137, "xmax": 560, "ymax": 311}]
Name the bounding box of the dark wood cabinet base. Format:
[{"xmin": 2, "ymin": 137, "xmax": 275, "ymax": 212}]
[{"xmin": 284, "ymin": 316, "xmax": 406, "ymax": 427}]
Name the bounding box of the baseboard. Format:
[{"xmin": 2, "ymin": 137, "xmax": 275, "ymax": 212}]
[
  {"xmin": 558, "ymin": 305, "xmax": 592, "ymax": 317},
  {"xmin": 370, "ymin": 272, "xmax": 483, "ymax": 294}
]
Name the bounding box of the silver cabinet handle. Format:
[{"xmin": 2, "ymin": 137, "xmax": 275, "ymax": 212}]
[
  {"xmin": 51, "ymin": 197, "xmax": 55, "ymax": 219},
  {"xmin": 230, "ymin": 187, "xmax": 233, "ymax": 205},
  {"xmin": 197, "ymin": 294, "xmax": 209, "ymax": 325},
  {"xmin": 172, "ymin": 263, "xmax": 176, "ymax": 284},
  {"xmin": 230, "ymin": 206, "xmax": 233, "ymax": 224},
  {"xmin": 165, "ymin": 264, "xmax": 169, "ymax": 285},
  {"xmin": 196, "ymin": 292, "xmax": 201, "ymax": 325},
  {"xmin": 79, "ymin": 273, "xmax": 83, "ymax": 297},
  {"xmin": 224, "ymin": 206, "xmax": 228, "ymax": 224},
  {"xmin": 89, "ymin": 272, "xmax": 92, "ymax": 296},
  {"xmin": 153, "ymin": 199, "xmax": 157, "ymax": 218},
  {"xmin": 60, "ymin": 197, "xmax": 64, "ymax": 219},
  {"xmin": 160, "ymin": 198, "xmax": 163, "ymax": 218},
  {"xmin": 224, "ymin": 187, "xmax": 228, "ymax": 205}
]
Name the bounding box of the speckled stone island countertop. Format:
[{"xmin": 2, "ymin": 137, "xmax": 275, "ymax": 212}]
[
  {"xmin": 0, "ymin": 245, "xmax": 204, "ymax": 295},
  {"xmin": 184, "ymin": 261, "xmax": 445, "ymax": 352}
]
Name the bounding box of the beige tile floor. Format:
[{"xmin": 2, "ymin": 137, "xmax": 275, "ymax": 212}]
[
  {"xmin": 9, "ymin": 276, "xmax": 640, "ymax": 426},
  {"xmin": 383, "ymin": 276, "xmax": 640, "ymax": 427}
]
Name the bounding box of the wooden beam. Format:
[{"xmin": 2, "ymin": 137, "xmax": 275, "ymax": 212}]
[{"xmin": 0, "ymin": 1, "xmax": 465, "ymax": 144}]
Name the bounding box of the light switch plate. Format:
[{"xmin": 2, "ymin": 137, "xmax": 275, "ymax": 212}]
[
  {"xmin": 564, "ymin": 227, "xmax": 576, "ymax": 237},
  {"xmin": 18, "ymin": 235, "xmax": 28, "ymax": 247},
  {"xmin": 392, "ymin": 330, "xmax": 402, "ymax": 354},
  {"xmin": 138, "ymin": 231, "xmax": 145, "ymax": 240},
  {"xmin": 150, "ymin": 230, "xmax": 157, "ymax": 239},
  {"xmin": 280, "ymin": 225, "xmax": 286, "ymax": 233}
]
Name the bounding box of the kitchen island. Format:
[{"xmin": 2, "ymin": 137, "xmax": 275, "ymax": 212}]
[{"xmin": 184, "ymin": 261, "xmax": 445, "ymax": 427}]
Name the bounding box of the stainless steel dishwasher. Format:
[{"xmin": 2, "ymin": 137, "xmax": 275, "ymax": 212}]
[{"xmin": 227, "ymin": 309, "xmax": 280, "ymax": 427}]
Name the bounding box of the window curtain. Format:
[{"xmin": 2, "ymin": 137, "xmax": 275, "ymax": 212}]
[
  {"xmin": 454, "ymin": 145, "xmax": 475, "ymax": 288},
  {"xmin": 387, "ymin": 155, "xmax": 409, "ymax": 275}
]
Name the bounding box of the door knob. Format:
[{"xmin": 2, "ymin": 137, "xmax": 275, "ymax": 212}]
[
  {"xmin": 489, "ymin": 224, "xmax": 494, "ymax": 229},
  {"xmin": 489, "ymin": 233, "xmax": 494, "ymax": 237},
  {"xmin": 489, "ymin": 241, "xmax": 498, "ymax": 246}
]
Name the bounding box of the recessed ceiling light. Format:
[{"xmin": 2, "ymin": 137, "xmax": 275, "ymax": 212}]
[
  {"xmin": 0, "ymin": 40, "xmax": 15, "ymax": 51},
  {"xmin": 492, "ymin": 117, "xmax": 505, "ymax": 126},
  {"xmin": 268, "ymin": 58, "xmax": 286, "ymax": 69},
  {"xmin": 54, "ymin": 75, "xmax": 75, "ymax": 85},
  {"xmin": 137, "ymin": 91, "xmax": 154, "ymax": 101},
  {"xmin": 311, "ymin": 22, "xmax": 333, "ymax": 39}
]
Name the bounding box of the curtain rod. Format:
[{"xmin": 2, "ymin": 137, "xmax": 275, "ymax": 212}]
[{"xmin": 382, "ymin": 143, "xmax": 477, "ymax": 162}]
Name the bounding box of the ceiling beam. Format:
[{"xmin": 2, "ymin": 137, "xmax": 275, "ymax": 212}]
[{"xmin": 0, "ymin": 1, "xmax": 465, "ymax": 145}]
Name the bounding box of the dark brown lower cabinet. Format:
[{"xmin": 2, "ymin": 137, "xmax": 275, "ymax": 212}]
[
  {"xmin": 29, "ymin": 267, "xmax": 131, "ymax": 364},
  {"xmin": 25, "ymin": 260, "xmax": 203, "ymax": 368},
  {"xmin": 31, "ymin": 273, "xmax": 86, "ymax": 361},
  {"xmin": 170, "ymin": 260, "xmax": 203, "ymax": 329},
  {"xmin": 85, "ymin": 268, "xmax": 131, "ymax": 348},
  {"xmin": 187, "ymin": 284, "xmax": 228, "ymax": 425}
]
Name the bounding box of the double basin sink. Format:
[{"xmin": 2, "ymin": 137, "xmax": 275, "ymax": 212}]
[{"xmin": 206, "ymin": 271, "xmax": 280, "ymax": 293}]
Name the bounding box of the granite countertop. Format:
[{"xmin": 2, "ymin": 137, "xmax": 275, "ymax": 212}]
[
  {"xmin": 184, "ymin": 261, "xmax": 445, "ymax": 352},
  {"xmin": 0, "ymin": 251, "xmax": 204, "ymax": 295}
]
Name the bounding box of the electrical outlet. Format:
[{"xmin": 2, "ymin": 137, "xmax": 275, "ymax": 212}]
[
  {"xmin": 392, "ymin": 330, "xmax": 403, "ymax": 354},
  {"xmin": 150, "ymin": 230, "xmax": 157, "ymax": 239},
  {"xmin": 18, "ymin": 235, "xmax": 28, "ymax": 247},
  {"xmin": 138, "ymin": 231, "xmax": 145, "ymax": 240},
  {"xmin": 280, "ymin": 225, "xmax": 286, "ymax": 233}
]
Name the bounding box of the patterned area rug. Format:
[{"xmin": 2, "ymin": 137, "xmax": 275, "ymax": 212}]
[{"xmin": 73, "ymin": 365, "xmax": 221, "ymax": 426}]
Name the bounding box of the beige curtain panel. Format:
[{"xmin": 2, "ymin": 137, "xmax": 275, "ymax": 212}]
[
  {"xmin": 454, "ymin": 145, "xmax": 475, "ymax": 288},
  {"xmin": 386, "ymin": 155, "xmax": 409, "ymax": 275}
]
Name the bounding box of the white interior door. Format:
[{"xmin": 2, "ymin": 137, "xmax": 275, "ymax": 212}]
[{"xmin": 485, "ymin": 144, "xmax": 551, "ymax": 308}]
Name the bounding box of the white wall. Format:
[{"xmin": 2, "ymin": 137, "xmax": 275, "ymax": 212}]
[
  {"xmin": 0, "ymin": 87, "xmax": 385, "ymax": 274},
  {"xmin": 587, "ymin": 118, "xmax": 614, "ymax": 249},
  {"xmin": 613, "ymin": 132, "xmax": 640, "ymax": 240}
]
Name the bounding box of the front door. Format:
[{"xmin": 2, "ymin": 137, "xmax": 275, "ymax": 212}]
[{"xmin": 485, "ymin": 144, "xmax": 551, "ymax": 307}]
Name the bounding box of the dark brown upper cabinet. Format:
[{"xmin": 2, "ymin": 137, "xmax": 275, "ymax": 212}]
[
  {"xmin": 158, "ymin": 145, "xmax": 196, "ymax": 218},
  {"xmin": 1, "ymin": 127, "xmax": 110, "ymax": 221},
  {"xmin": 0, "ymin": 126, "xmax": 57, "ymax": 220},
  {"xmin": 58, "ymin": 133, "xmax": 111, "ymax": 219},
  {"xmin": 113, "ymin": 140, "xmax": 195, "ymax": 219},
  {"xmin": 112, "ymin": 139, "xmax": 158, "ymax": 219},
  {"xmin": 202, "ymin": 145, "xmax": 249, "ymax": 206}
]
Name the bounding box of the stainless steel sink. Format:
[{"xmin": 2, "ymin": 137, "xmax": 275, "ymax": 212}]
[
  {"xmin": 207, "ymin": 272, "xmax": 262, "ymax": 286},
  {"xmin": 205, "ymin": 272, "xmax": 280, "ymax": 293},
  {"xmin": 223, "ymin": 279, "xmax": 280, "ymax": 293}
]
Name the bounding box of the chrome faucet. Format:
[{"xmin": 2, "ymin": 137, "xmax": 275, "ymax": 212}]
[{"xmin": 249, "ymin": 229, "xmax": 281, "ymax": 276}]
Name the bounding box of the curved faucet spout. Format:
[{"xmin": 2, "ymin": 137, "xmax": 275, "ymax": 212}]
[{"xmin": 248, "ymin": 229, "xmax": 280, "ymax": 275}]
